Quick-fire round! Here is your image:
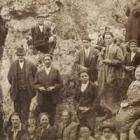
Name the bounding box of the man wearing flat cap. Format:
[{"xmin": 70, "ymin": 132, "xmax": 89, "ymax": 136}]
[
  {"xmin": 8, "ymin": 47, "xmax": 37, "ymax": 122},
  {"xmin": 28, "ymin": 14, "xmax": 56, "ymax": 54},
  {"xmin": 75, "ymin": 36, "xmax": 99, "ymax": 83},
  {"xmin": 122, "ymin": 39, "xmax": 140, "ymax": 96},
  {"xmin": 34, "ymin": 54, "xmax": 63, "ymax": 126}
]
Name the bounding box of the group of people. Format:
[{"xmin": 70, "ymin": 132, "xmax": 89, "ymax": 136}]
[
  {"xmin": 0, "ymin": 0, "xmax": 140, "ymax": 140},
  {"xmin": 4, "ymin": 31, "xmax": 140, "ymax": 140}
]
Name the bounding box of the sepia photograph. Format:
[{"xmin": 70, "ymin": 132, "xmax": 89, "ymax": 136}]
[{"xmin": 0, "ymin": 0, "xmax": 140, "ymax": 140}]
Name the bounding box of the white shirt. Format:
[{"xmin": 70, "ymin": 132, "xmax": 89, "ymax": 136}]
[
  {"xmin": 12, "ymin": 123, "xmax": 22, "ymax": 140},
  {"xmin": 131, "ymin": 52, "xmax": 136, "ymax": 61},
  {"xmin": 39, "ymin": 25, "xmax": 43, "ymax": 33},
  {"xmin": 19, "ymin": 61, "xmax": 24, "ymax": 69},
  {"xmin": 81, "ymin": 81, "xmax": 89, "ymax": 92},
  {"xmin": 45, "ymin": 67, "xmax": 51, "ymax": 75},
  {"xmin": 84, "ymin": 47, "xmax": 90, "ymax": 58}
]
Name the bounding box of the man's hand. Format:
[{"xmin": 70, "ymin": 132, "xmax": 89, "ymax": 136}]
[
  {"xmin": 121, "ymin": 102, "xmax": 129, "ymax": 108},
  {"xmin": 125, "ymin": 66, "xmax": 135, "ymax": 72},
  {"xmin": 103, "ymin": 59, "xmax": 111, "ymax": 64},
  {"xmin": 27, "ymin": 35, "xmax": 32, "ymax": 41},
  {"xmin": 49, "ymin": 36, "xmax": 55, "ymax": 43},
  {"xmin": 39, "ymin": 87, "xmax": 46, "ymax": 92},
  {"xmin": 46, "ymin": 86, "xmax": 55, "ymax": 91}
]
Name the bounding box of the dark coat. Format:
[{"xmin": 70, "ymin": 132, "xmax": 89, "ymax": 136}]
[
  {"xmin": 38, "ymin": 126, "xmax": 56, "ymax": 140},
  {"xmin": 30, "ymin": 24, "xmax": 52, "ymax": 53},
  {"xmin": 7, "ymin": 124, "xmax": 26, "ymax": 140},
  {"xmin": 57, "ymin": 122, "xmax": 78, "ymax": 140},
  {"xmin": 75, "ymin": 47, "xmax": 99, "ymax": 82},
  {"xmin": 8, "ymin": 59, "xmax": 37, "ymax": 101},
  {"xmin": 124, "ymin": 51, "xmax": 140, "ymax": 67},
  {"xmin": 34, "ymin": 67, "xmax": 63, "ymax": 105},
  {"xmin": 125, "ymin": 2, "xmax": 140, "ymax": 44},
  {"xmin": 75, "ymin": 81, "xmax": 98, "ymax": 109},
  {"xmin": 21, "ymin": 133, "xmax": 39, "ymax": 140}
]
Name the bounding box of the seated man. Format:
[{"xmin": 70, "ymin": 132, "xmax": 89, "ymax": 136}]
[{"xmin": 28, "ymin": 14, "xmax": 56, "ymax": 54}]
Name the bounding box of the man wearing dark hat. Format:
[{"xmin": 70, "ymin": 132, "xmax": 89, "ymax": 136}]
[
  {"xmin": 34, "ymin": 54, "xmax": 63, "ymax": 126},
  {"xmin": 8, "ymin": 47, "xmax": 37, "ymax": 122},
  {"xmin": 28, "ymin": 14, "xmax": 56, "ymax": 54},
  {"xmin": 75, "ymin": 36, "xmax": 99, "ymax": 82}
]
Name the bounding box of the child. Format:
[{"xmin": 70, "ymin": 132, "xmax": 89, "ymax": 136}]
[
  {"xmin": 79, "ymin": 126, "xmax": 95, "ymax": 140},
  {"xmin": 21, "ymin": 118, "xmax": 39, "ymax": 140}
]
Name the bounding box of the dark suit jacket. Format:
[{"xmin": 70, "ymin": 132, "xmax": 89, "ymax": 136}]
[
  {"xmin": 31, "ymin": 24, "xmax": 52, "ymax": 42},
  {"xmin": 124, "ymin": 51, "xmax": 140, "ymax": 67},
  {"xmin": 7, "ymin": 124, "xmax": 26, "ymax": 140},
  {"xmin": 8, "ymin": 59, "xmax": 37, "ymax": 101},
  {"xmin": 34, "ymin": 67, "xmax": 63, "ymax": 105},
  {"xmin": 75, "ymin": 47, "xmax": 99, "ymax": 82},
  {"xmin": 38, "ymin": 126, "xmax": 56, "ymax": 140},
  {"xmin": 75, "ymin": 81, "xmax": 98, "ymax": 109}
]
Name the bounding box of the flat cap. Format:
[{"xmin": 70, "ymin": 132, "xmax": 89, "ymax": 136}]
[
  {"xmin": 128, "ymin": 39, "xmax": 139, "ymax": 47},
  {"xmin": 81, "ymin": 36, "xmax": 91, "ymax": 42}
]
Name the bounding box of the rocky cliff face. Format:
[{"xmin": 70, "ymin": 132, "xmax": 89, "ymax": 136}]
[{"xmin": 0, "ymin": 0, "xmax": 127, "ymax": 119}]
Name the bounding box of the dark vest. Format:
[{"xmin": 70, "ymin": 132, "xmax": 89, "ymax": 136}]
[{"xmin": 17, "ymin": 62, "xmax": 27, "ymax": 90}]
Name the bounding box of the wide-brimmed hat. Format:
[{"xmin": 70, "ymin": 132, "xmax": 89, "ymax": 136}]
[{"xmin": 16, "ymin": 47, "xmax": 26, "ymax": 56}]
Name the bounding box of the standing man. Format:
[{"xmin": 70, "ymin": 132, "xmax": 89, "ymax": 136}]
[
  {"xmin": 8, "ymin": 47, "xmax": 37, "ymax": 122},
  {"xmin": 34, "ymin": 54, "xmax": 63, "ymax": 126},
  {"xmin": 98, "ymin": 32, "xmax": 124, "ymax": 114},
  {"xmin": 28, "ymin": 14, "xmax": 56, "ymax": 54},
  {"xmin": 75, "ymin": 36, "xmax": 99, "ymax": 82}
]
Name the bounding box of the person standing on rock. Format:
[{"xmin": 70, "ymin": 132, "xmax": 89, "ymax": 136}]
[
  {"xmin": 28, "ymin": 14, "xmax": 56, "ymax": 54},
  {"xmin": 8, "ymin": 47, "xmax": 37, "ymax": 122},
  {"xmin": 75, "ymin": 36, "xmax": 99, "ymax": 83},
  {"xmin": 34, "ymin": 54, "xmax": 63, "ymax": 126}
]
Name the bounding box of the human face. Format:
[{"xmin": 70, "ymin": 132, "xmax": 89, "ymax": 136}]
[
  {"xmin": 43, "ymin": 56, "xmax": 52, "ymax": 68},
  {"xmin": 135, "ymin": 68, "xmax": 140, "ymax": 81},
  {"xmin": 132, "ymin": 0, "xmax": 137, "ymax": 4},
  {"xmin": 37, "ymin": 17, "xmax": 44, "ymax": 25},
  {"xmin": 28, "ymin": 124, "xmax": 36, "ymax": 134},
  {"xmin": 80, "ymin": 127, "xmax": 90, "ymax": 139},
  {"xmin": 11, "ymin": 115, "xmax": 20, "ymax": 128},
  {"xmin": 83, "ymin": 40, "xmax": 90, "ymax": 49},
  {"xmin": 62, "ymin": 111, "xmax": 70, "ymax": 124},
  {"xmin": 129, "ymin": 44, "xmax": 137, "ymax": 53},
  {"xmin": 116, "ymin": 39, "xmax": 121, "ymax": 46},
  {"xmin": 80, "ymin": 72, "xmax": 89, "ymax": 84},
  {"xmin": 103, "ymin": 128, "xmax": 112, "ymax": 139},
  {"xmin": 40, "ymin": 114, "xmax": 49, "ymax": 128},
  {"xmin": 18, "ymin": 55, "xmax": 24, "ymax": 62},
  {"xmin": 104, "ymin": 34, "xmax": 113, "ymax": 46}
]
